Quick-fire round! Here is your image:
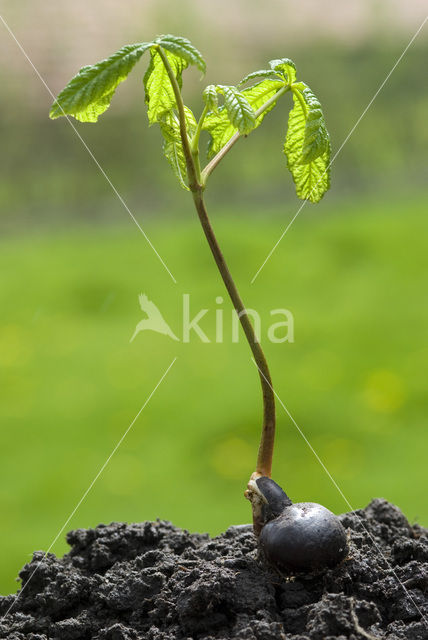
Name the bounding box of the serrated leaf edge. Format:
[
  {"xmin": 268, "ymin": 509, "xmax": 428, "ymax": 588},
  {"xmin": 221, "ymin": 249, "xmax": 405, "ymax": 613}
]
[{"xmin": 155, "ymin": 34, "xmax": 206, "ymax": 73}]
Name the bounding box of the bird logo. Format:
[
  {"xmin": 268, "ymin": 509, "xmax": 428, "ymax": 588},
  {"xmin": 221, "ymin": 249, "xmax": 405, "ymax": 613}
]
[{"xmin": 129, "ymin": 294, "xmax": 179, "ymax": 343}]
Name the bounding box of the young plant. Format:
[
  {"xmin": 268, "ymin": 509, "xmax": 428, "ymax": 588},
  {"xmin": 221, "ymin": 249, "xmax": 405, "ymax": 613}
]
[{"xmin": 50, "ymin": 34, "xmax": 347, "ymax": 571}]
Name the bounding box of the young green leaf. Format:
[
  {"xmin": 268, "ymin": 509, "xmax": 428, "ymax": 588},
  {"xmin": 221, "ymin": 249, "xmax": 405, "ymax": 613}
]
[
  {"xmin": 159, "ymin": 114, "xmax": 188, "ymax": 190},
  {"xmin": 184, "ymin": 105, "xmax": 198, "ymax": 133},
  {"xmin": 203, "ymin": 79, "xmax": 283, "ymax": 159},
  {"xmin": 269, "ymin": 58, "xmax": 296, "ymax": 84},
  {"xmin": 296, "ymin": 83, "xmax": 330, "ymax": 163},
  {"xmin": 243, "ymin": 79, "xmax": 285, "ymax": 123},
  {"xmin": 144, "ymin": 49, "xmax": 188, "ymax": 124},
  {"xmin": 49, "ymin": 43, "xmax": 152, "ymax": 122},
  {"xmin": 159, "ymin": 106, "xmax": 197, "ymax": 190},
  {"xmin": 238, "ymin": 69, "xmax": 283, "ymax": 86},
  {"xmin": 155, "ymin": 34, "xmax": 206, "ymax": 74},
  {"xmin": 218, "ymin": 86, "xmax": 256, "ymax": 134},
  {"xmin": 203, "ymin": 111, "xmax": 235, "ymax": 159},
  {"xmin": 203, "ymin": 85, "xmax": 219, "ymax": 113},
  {"xmin": 283, "ymin": 85, "xmax": 331, "ymax": 203}
]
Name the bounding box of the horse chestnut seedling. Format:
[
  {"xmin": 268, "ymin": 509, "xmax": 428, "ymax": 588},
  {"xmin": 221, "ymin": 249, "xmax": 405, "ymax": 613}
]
[
  {"xmin": 51, "ymin": 37, "xmax": 343, "ymax": 575},
  {"xmin": 246, "ymin": 476, "xmax": 348, "ymax": 572}
]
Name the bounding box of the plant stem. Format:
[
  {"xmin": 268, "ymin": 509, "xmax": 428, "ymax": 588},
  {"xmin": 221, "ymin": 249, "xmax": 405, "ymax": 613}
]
[
  {"xmin": 201, "ymin": 131, "xmax": 240, "ymax": 184},
  {"xmin": 190, "ymin": 105, "xmax": 208, "ymax": 185},
  {"xmin": 157, "ymin": 44, "xmax": 276, "ymax": 477},
  {"xmin": 292, "ymin": 85, "xmax": 307, "ymax": 116},
  {"xmin": 191, "ymin": 188, "xmax": 276, "ymax": 477},
  {"xmin": 192, "ymin": 104, "xmax": 209, "ymax": 153},
  {"xmin": 156, "ymin": 45, "xmax": 200, "ymax": 191},
  {"xmin": 201, "ymin": 83, "xmax": 290, "ymax": 183}
]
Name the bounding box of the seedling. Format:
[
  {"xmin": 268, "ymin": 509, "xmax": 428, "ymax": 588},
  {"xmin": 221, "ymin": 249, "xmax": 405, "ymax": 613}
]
[{"xmin": 50, "ymin": 34, "xmax": 347, "ymax": 571}]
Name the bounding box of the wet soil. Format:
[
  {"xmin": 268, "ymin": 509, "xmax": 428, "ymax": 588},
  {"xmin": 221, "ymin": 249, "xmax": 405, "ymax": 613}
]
[{"xmin": 1, "ymin": 499, "xmax": 427, "ymax": 639}]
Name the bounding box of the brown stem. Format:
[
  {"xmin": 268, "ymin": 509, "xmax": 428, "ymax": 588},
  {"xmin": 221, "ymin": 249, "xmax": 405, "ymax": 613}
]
[
  {"xmin": 191, "ymin": 188, "xmax": 276, "ymax": 477},
  {"xmin": 156, "ymin": 44, "xmax": 276, "ymax": 477}
]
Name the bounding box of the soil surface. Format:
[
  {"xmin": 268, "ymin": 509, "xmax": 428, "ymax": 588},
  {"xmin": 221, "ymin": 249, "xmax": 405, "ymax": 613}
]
[{"xmin": 1, "ymin": 499, "xmax": 427, "ymax": 640}]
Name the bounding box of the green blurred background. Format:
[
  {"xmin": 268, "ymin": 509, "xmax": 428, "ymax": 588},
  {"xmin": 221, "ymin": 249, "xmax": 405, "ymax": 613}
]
[{"xmin": 1, "ymin": 1, "xmax": 427, "ymax": 594}]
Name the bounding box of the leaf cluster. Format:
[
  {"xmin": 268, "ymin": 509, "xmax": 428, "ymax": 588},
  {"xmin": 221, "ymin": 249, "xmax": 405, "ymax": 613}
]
[{"xmin": 50, "ymin": 34, "xmax": 331, "ymax": 202}]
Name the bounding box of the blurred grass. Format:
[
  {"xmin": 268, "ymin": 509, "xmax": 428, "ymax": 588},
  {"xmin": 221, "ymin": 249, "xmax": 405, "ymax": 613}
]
[{"xmin": 1, "ymin": 194, "xmax": 427, "ymax": 594}]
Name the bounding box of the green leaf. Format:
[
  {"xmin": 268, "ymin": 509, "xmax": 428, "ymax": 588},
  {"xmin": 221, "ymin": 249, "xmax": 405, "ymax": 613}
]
[
  {"xmin": 159, "ymin": 115, "xmax": 188, "ymax": 190},
  {"xmin": 203, "ymin": 85, "xmax": 218, "ymax": 113},
  {"xmin": 296, "ymin": 83, "xmax": 330, "ymax": 163},
  {"xmin": 242, "ymin": 79, "xmax": 284, "ymax": 123},
  {"xmin": 203, "ymin": 110, "xmax": 235, "ymax": 160},
  {"xmin": 155, "ymin": 34, "xmax": 206, "ymax": 74},
  {"xmin": 269, "ymin": 58, "xmax": 296, "ymax": 84},
  {"xmin": 203, "ymin": 79, "xmax": 283, "ymax": 159},
  {"xmin": 49, "ymin": 43, "xmax": 152, "ymax": 122},
  {"xmin": 238, "ymin": 69, "xmax": 283, "ymax": 86},
  {"xmin": 144, "ymin": 49, "xmax": 188, "ymax": 124},
  {"xmin": 159, "ymin": 106, "xmax": 197, "ymax": 190},
  {"xmin": 218, "ymin": 86, "xmax": 255, "ymax": 134},
  {"xmin": 283, "ymin": 87, "xmax": 331, "ymax": 203}
]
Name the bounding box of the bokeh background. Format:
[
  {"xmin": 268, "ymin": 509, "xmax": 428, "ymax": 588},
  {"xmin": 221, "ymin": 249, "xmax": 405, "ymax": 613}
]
[{"xmin": 1, "ymin": 0, "xmax": 427, "ymax": 594}]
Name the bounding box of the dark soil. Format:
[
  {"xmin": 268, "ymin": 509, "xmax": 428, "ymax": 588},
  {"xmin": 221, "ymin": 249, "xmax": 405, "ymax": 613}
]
[{"xmin": 1, "ymin": 499, "xmax": 427, "ymax": 640}]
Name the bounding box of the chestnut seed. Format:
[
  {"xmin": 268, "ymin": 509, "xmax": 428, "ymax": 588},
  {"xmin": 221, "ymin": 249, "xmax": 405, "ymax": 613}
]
[
  {"xmin": 259, "ymin": 501, "xmax": 348, "ymax": 572},
  {"xmin": 256, "ymin": 476, "xmax": 292, "ymax": 519}
]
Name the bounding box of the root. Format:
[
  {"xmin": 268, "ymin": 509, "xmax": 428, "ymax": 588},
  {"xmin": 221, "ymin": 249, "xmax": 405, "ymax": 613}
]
[{"xmin": 350, "ymin": 598, "xmax": 379, "ymax": 640}]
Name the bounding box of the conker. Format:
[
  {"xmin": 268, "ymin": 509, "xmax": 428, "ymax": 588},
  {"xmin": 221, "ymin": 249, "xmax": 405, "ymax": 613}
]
[{"xmin": 248, "ymin": 476, "xmax": 348, "ymax": 572}]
